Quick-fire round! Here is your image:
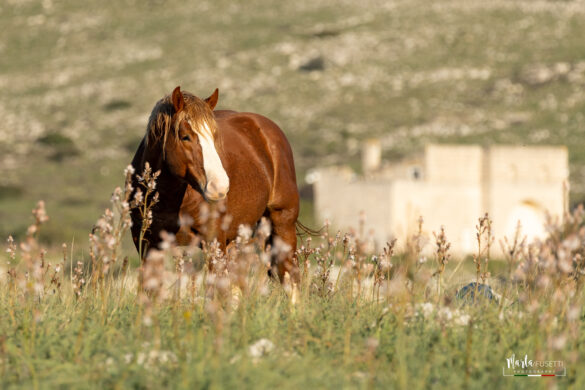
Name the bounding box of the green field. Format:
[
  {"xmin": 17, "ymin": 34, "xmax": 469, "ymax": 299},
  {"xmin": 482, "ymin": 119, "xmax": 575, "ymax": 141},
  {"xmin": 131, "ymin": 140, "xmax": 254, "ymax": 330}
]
[
  {"xmin": 2, "ymin": 0, "xmax": 585, "ymax": 388},
  {"xmin": 1, "ymin": 192, "xmax": 584, "ymax": 389}
]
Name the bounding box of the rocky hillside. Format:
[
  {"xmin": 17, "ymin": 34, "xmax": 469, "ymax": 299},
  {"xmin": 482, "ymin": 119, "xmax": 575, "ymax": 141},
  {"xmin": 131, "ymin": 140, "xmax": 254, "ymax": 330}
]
[{"xmin": 2, "ymin": 0, "xmax": 585, "ymax": 243}]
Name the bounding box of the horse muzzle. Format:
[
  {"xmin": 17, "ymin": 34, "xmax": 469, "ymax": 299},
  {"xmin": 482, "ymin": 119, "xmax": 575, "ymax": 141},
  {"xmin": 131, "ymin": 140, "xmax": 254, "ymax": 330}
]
[{"xmin": 204, "ymin": 179, "xmax": 229, "ymax": 201}]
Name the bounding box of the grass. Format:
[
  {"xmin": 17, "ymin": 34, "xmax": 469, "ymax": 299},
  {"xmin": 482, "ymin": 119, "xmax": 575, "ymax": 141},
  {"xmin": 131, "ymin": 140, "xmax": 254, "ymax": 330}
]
[
  {"xmin": 2, "ymin": 1, "xmax": 585, "ymax": 388},
  {"xmin": 1, "ymin": 169, "xmax": 585, "ymax": 389}
]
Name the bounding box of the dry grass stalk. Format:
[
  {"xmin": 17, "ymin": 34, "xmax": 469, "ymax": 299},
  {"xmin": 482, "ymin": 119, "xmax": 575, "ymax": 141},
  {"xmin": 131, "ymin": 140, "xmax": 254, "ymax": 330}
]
[
  {"xmin": 432, "ymin": 226, "xmax": 451, "ymax": 300},
  {"xmin": 473, "ymin": 213, "xmax": 493, "ymax": 288}
]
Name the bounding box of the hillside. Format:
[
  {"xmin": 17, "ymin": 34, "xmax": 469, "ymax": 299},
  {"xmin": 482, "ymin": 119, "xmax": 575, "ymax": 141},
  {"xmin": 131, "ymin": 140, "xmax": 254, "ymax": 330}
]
[{"xmin": 2, "ymin": 0, "xmax": 585, "ymax": 245}]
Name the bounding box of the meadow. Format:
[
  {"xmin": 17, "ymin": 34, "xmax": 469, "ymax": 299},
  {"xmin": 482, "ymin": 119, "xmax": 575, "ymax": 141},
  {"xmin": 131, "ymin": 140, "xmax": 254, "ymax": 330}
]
[
  {"xmin": 1, "ymin": 167, "xmax": 584, "ymax": 389},
  {"xmin": 2, "ymin": 0, "xmax": 585, "ymax": 388}
]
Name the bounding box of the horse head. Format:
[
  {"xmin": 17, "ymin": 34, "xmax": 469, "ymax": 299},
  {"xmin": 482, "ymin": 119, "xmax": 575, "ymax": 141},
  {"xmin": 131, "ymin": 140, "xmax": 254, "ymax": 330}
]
[{"xmin": 163, "ymin": 86, "xmax": 230, "ymax": 201}]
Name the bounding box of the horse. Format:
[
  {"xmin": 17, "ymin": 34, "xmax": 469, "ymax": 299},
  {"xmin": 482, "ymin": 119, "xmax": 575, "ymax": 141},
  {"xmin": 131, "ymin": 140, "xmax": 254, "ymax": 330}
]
[{"xmin": 129, "ymin": 86, "xmax": 300, "ymax": 283}]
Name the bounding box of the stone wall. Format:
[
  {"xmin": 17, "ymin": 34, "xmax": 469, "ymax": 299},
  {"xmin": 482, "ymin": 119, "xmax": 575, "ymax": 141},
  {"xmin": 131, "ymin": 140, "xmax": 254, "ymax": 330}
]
[{"xmin": 312, "ymin": 144, "xmax": 568, "ymax": 256}]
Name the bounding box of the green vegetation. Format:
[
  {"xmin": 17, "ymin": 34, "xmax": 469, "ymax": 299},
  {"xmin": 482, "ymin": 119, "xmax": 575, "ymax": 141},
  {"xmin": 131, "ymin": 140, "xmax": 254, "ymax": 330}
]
[
  {"xmin": 1, "ymin": 171, "xmax": 585, "ymax": 389},
  {"xmin": 2, "ymin": 1, "xmax": 585, "ymax": 388}
]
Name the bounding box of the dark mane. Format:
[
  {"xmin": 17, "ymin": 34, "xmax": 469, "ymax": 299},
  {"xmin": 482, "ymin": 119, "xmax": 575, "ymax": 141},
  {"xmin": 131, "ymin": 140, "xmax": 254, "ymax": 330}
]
[{"xmin": 145, "ymin": 92, "xmax": 218, "ymax": 150}]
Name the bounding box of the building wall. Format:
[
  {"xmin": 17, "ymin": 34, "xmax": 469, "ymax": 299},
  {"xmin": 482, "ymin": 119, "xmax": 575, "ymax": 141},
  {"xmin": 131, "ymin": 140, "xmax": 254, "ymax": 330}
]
[
  {"xmin": 485, "ymin": 146, "xmax": 568, "ymax": 244},
  {"xmin": 313, "ymin": 144, "xmax": 568, "ymax": 256},
  {"xmin": 389, "ymin": 180, "xmax": 482, "ymax": 254},
  {"xmin": 425, "ymin": 144, "xmax": 483, "ymax": 185},
  {"xmin": 487, "ymin": 184, "xmax": 561, "ymax": 242},
  {"xmin": 486, "ymin": 146, "xmax": 568, "ymax": 184},
  {"xmin": 314, "ymin": 167, "xmax": 393, "ymax": 244}
]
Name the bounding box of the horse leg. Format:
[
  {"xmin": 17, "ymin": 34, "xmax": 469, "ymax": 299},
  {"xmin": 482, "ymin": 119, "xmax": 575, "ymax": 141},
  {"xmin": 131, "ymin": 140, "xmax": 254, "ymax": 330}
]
[{"xmin": 267, "ymin": 207, "xmax": 300, "ymax": 285}]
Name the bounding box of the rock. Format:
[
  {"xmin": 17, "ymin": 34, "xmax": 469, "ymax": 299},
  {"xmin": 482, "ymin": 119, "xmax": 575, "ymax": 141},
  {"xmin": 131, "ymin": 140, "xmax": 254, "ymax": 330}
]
[
  {"xmin": 455, "ymin": 282, "xmax": 497, "ymax": 304},
  {"xmin": 298, "ymin": 56, "xmax": 325, "ymax": 72}
]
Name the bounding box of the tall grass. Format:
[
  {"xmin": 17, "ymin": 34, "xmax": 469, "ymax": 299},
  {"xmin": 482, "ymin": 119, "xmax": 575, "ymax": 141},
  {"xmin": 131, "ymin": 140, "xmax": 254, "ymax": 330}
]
[{"xmin": 1, "ymin": 168, "xmax": 584, "ymax": 389}]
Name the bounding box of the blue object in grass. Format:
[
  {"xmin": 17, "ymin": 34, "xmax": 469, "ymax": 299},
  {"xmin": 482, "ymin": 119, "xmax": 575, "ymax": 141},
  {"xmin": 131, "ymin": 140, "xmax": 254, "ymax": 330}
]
[{"xmin": 456, "ymin": 282, "xmax": 496, "ymax": 304}]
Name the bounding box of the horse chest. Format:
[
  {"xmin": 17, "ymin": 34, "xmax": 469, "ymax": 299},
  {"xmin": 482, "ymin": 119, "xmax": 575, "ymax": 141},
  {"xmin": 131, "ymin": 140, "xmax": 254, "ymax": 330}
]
[{"xmin": 180, "ymin": 178, "xmax": 269, "ymax": 237}]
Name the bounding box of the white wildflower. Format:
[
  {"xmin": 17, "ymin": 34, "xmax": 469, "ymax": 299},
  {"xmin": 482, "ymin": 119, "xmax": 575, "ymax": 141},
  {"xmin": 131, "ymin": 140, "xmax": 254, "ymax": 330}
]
[
  {"xmin": 248, "ymin": 339, "xmax": 275, "ymax": 359},
  {"xmin": 416, "ymin": 302, "xmax": 434, "ymax": 319},
  {"xmin": 124, "ymin": 164, "xmax": 135, "ymax": 176},
  {"xmin": 454, "ymin": 313, "xmax": 471, "ymax": 326},
  {"xmin": 238, "ymin": 224, "xmax": 253, "ymax": 241}
]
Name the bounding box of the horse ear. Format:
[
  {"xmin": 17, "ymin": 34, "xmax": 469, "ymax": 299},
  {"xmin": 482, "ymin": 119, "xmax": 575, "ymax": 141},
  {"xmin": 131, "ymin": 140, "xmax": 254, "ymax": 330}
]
[
  {"xmin": 171, "ymin": 86, "xmax": 184, "ymax": 113},
  {"xmin": 204, "ymin": 88, "xmax": 219, "ymax": 110}
]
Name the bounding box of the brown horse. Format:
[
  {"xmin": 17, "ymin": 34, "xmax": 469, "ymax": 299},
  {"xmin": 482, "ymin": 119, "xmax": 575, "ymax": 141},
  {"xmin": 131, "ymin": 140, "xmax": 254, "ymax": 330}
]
[{"xmin": 130, "ymin": 86, "xmax": 300, "ymax": 283}]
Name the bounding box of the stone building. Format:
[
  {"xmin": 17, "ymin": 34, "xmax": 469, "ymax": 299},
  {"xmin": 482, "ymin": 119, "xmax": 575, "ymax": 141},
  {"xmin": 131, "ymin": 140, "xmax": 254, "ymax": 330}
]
[{"xmin": 311, "ymin": 143, "xmax": 568, "ymax": 255}]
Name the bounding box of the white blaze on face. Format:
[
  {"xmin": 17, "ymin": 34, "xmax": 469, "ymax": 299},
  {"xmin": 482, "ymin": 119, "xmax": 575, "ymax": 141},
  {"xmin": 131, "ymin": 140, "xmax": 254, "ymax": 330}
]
[{"xmin": 196, "ymin": 121, "xmax": 230, "ymax": 200}]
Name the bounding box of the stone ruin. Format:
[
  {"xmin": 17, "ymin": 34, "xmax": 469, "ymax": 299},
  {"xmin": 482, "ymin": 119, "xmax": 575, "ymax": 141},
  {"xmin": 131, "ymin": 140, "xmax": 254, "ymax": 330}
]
[{"xmin": 311, "ymin": 142, "xmax": 568, "ymax": 255}]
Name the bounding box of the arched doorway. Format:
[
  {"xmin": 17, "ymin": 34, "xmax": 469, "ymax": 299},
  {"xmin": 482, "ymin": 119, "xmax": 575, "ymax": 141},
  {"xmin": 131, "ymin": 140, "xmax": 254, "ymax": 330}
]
[{"xmin": 505, "ymin": 200, "xmax": 547, "ymax": 242}]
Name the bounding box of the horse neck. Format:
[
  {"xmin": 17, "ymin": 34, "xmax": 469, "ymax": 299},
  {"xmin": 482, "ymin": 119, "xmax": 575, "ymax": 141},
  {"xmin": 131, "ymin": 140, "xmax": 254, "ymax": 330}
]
[{"xmin": 155, "ymin": 166, "xmax": 188, "ymax": 206}]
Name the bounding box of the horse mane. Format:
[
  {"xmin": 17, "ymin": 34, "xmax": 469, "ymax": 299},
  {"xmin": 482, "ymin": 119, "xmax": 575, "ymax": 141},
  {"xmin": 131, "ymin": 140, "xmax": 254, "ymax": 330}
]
[{"xmin": 144, "ymin": 91, "xmax": 218, "ymax": 154}]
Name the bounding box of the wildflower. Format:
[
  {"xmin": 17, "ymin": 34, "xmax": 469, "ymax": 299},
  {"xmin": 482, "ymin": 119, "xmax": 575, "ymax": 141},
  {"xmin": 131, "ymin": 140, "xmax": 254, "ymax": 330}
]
[
  {"xmin": 550, "ymin": 335, "xmax": 567, "ymax": 350},
  {"xmin": 110, "ymin": 187, "xmax": 122, "ymax": 203},
  {"xmin": 143, "ymin": 249, "xmax": 166, "ymax": 299},
  {"xmin": 204, "ymin": 301, "xmax": 218, "ymax": 316},
  {"xmin": 105, "ymin": 236, "xmax": 116, "ymax": 250},
  {"xmin": 248, "ymin": 339, "xmax": 275, "ymax": 359},
  {"xmin": 272, "ymin": 237, "xmax": 291, "ymax": 255},
  {"xmin": 5, "ymin": 235, "xmax": 16, "ymax": 261},
  {"xmin": 567, "ymin": 306, "xmax": 580, "ymax": 321},
  {"xmin": 237, "ymin": 224, "xmax": 252, "ymax": 241},
  {"xmin": 342, "ymin": 233, "xmax": 350, "ymax": 247},
  {"xmin": 454, "ymin": 313, "xmax": 471, "ymax": 326},
  {"xmin": 221, "ymin": 214, "xmax": 233, "ymax": 231},
  {"xmin": 216, "ymin": 277, "xmax": 230, "ymax": 293},
  {"xmin": 32, "ymin": 201, "xmax": 49, "ymax": 224},
  {"xmin": 259, "ymin": 251, "xmax": 271, "ymax": 267},
  {"xmin": 258, "ymin": 283, "xmax": 269, "ymax": 296},
  {"xmin": 257, "ymin": 217, "xmax": 271, "ymax": 238},
  {"xmin": 365, "ymin": 337, "xmax": 379, "ymax": 352},
  {"xmin": 27, "ymin": 224, "xmax": 38, "ymax": 236},
  {"xmin": 179, "ymin": 214, "xmax": 194, "ymax": 227},
  {"xmin": 198, "ymin": 203, "xmax": 210, "ymax": 223},
  {"xmin": 159, "ymin": 231, "xmax": 176, "ymax": 250},
  {"xmin": 124, "ymin": 164, "xmax": 135, "ymax": 176},
  {"xmin": 133, "ymin": 188, "xmax": 144, "ymax": 205},
  {"xmin": 417, "ymin": 302, "xmax": 435, "ymax": 319}
]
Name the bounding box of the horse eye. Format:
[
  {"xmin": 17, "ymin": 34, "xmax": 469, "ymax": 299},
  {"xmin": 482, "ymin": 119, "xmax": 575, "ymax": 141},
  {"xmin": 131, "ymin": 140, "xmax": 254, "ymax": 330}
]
[{"xmin": 181, "ymin": 135, "xmax": 191, "ymax": 142}]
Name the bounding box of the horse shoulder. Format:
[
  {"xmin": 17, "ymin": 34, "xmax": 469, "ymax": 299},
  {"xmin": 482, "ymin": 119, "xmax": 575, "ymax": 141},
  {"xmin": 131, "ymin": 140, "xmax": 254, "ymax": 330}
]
[{"xmin": 223, "ymin": 112, "xmax": 298, "ymax": 209}]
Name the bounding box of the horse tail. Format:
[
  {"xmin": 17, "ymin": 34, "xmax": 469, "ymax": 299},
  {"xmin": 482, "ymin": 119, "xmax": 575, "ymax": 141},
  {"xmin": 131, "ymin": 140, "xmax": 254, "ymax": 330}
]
[{"xmin": 296, "ymin": 220, "xmax": 325, "ymax": 237}]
